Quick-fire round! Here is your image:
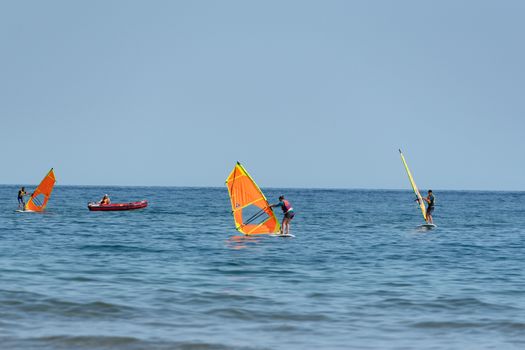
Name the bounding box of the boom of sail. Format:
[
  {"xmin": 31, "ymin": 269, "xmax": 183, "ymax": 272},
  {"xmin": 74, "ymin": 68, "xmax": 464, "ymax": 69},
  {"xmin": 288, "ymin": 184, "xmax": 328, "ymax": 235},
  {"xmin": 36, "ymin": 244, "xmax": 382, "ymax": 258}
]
[{"xmin": 225, "ymin": 162, "xmax": 280, "ymax": 235}]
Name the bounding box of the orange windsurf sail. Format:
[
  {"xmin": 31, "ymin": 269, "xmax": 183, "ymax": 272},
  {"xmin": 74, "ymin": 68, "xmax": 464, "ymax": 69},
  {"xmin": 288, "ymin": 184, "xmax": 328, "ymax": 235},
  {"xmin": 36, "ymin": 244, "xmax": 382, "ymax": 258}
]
[
  {"xmin": 225, "ymin": 162, "xmax": 280, "ymax": 235},
  {"xmin": 25, "ymin": 168, "xmax": 56, "ymax": 212}
]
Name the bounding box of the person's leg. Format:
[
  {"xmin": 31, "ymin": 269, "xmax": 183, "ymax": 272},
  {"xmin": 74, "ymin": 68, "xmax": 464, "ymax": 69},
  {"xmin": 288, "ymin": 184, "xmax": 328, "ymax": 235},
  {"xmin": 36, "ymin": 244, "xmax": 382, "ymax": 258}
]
[
  {"xmin": 286, "ymin": 213, "xmax": 294, "ymax": 234},
  {"xmin": 427, "ymin": 207, "xmax": 433, "ymax": 224},
  {"xmin": 282, "ymin": 218, "xmax": 289, "ymax": 234}
]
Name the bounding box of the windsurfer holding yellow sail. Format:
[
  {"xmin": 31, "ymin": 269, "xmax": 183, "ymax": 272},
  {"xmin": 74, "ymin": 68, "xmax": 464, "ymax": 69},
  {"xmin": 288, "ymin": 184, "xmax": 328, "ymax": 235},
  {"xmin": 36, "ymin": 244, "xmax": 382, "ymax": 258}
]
[
  {"xmin": 270, "ymin": 195, "xmax": 295, "ymax": 235},
  {"xmin": 422, "ymin": 190, "xmax": 435, "ymax": 224}
]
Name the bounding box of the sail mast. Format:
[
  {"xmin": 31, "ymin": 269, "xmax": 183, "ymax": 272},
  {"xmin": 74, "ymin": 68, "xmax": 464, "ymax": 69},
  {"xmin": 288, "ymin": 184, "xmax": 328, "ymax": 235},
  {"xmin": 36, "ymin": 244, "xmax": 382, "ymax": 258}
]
[{"xmin": 399, "ymin": 150, "xmax": 427, "ymax": 221}]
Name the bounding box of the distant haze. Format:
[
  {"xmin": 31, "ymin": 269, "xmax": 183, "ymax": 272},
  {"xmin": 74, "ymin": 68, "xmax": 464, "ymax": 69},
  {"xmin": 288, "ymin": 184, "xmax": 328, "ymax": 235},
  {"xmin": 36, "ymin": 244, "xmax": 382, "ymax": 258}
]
[{"xmin": 1, "ymin": 1, "xmax": 523, "ymax": 190}]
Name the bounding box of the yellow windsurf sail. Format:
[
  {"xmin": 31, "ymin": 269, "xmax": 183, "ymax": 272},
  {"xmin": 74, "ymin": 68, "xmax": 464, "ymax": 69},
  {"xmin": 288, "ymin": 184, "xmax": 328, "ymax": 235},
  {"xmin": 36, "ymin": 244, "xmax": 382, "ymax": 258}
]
[
  {"xmin": 25, "ymin": 168, "xmax": 56, "ymax": 212},
  {"xmin": 399, "ymin": 150, "xmax": 426, "ymax": 221},
  {"xmin": 225, "ymin": 162, "xmax": 280, "ymax": 235}
]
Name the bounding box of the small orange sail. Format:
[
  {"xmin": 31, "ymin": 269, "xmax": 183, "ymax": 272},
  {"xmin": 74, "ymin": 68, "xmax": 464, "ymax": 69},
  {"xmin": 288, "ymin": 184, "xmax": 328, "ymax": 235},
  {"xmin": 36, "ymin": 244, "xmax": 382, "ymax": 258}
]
[
  {"xmin": 25, "ymin": 168, "xmax": 56, "ymax": 212},
  {"xmin": 225, "ymin": 162, "xmax": 280, "ymax": 235}
]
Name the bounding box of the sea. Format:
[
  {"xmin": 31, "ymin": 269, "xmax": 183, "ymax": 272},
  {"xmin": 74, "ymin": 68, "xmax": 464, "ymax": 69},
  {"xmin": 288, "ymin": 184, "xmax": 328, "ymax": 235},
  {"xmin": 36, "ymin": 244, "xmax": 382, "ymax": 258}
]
[{"xmin": 1, "ymin": 185, "xmax": 524, "ymax": 350}]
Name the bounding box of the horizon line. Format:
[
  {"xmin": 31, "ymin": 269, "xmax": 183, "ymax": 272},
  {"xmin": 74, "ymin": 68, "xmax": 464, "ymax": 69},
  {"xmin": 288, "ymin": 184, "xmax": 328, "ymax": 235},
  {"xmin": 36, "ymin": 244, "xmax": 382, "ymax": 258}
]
[{"xmin": 0, "ymin": 183, "xmax": 523, "ymax": 193}]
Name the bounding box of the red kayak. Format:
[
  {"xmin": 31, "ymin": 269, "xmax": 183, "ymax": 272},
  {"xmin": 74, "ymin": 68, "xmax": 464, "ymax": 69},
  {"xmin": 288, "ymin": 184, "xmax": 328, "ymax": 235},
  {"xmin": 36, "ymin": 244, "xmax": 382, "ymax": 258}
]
[{"xmin": 88, "ymin": 200, "xmax": 148, "ymax": 211}]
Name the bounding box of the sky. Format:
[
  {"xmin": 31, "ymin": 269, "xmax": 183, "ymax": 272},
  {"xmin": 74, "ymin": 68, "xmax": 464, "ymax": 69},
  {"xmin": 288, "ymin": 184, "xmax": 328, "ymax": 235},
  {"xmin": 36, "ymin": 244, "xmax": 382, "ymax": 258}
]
[{"xmin": 1, "ymin": 1, "xmax": 524, "ymax": 190}]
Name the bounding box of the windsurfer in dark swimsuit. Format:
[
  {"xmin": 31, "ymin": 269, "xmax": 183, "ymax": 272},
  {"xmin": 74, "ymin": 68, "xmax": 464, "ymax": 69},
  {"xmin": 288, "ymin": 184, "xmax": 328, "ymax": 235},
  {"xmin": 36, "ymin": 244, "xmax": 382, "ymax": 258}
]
[
  {"xmin": 270, "ymin": 195, "xmax": 295, "ymax": 235},
  {"xmin": 17, "ymin": 187, "xmax": 29, "ymax": 210},
  {"xmin": 422, "ymin": 190, "xmax": 435, "ymax": 224}
]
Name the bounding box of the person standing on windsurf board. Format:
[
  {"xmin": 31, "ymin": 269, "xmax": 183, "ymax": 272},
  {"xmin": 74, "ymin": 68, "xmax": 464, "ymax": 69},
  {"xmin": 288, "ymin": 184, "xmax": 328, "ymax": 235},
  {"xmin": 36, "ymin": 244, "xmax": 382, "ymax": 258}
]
[
  {"xmin": 17, "ymin": 187, "xmax": 30, "ymax": 210},
  {"xmin": 270, "ymin": 195, "xmax": 295, "ymax": 235},
  {"xmin": 422, "ymin": 190, "xmax": 435, "ymax": 224}
]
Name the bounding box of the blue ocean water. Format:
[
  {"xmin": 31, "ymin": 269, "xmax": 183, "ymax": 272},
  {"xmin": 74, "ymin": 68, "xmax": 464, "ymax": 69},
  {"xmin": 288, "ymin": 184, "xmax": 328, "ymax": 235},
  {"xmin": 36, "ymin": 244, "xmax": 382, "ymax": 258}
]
[{"xmin": 1, "ymin": 185, "xmax": 524, "ymax": 349}]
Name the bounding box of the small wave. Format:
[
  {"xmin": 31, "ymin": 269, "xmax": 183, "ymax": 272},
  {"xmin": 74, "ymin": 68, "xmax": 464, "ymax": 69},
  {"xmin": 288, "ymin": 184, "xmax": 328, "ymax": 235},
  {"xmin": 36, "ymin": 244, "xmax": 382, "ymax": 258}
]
[
  {"xmin": 412, "ymin": 320, "xmax": 525, "ymax": 332},
  {"xmin": 201, "ymin": 267, "xmax": 272, "ymax": 276},
  {"xmin": 260, "ymin": 324, "xmax": 301, "ymax": 332},
  {"xmin": 0, "ymin": 336, "xmax": 257, "ymax": 350},
  {"xmin": 380, "ymin": 282, "xmax": 414, "ymax": 287},
  {"xmin": 182, "ymin": 291, "xmax": 274, "ymax": 305},
  {"xmin": 78, "ymin": 244, "xmax": 167, "ymax": 253},
  {"xmin": 207, "ymin": 307, "xmax": 331, "ymax": 322},
  {"xmin": 207, "ymin": 308, "xmax": 255, "ymax": 321},
  {"xmin": 37, "ymin": 335, "xmax": 140, "ymax": 347},
  {"xmin": 354, "ymin": 224, "xmax": 373, "ymax": 229},
  {"xmin": 0, "ymin": 294, "xmax": 137, "ymax": 319},
  {"xmin": 413, "ymin": 320, "xmax": 485, "ymax": 329},
  {"xmin": 371, "ymin": 297, "xmax": 520, "ymax": 312},
  {"xmin": 56, "ymin": 276, "xmax": 98, "ymax": 282}
]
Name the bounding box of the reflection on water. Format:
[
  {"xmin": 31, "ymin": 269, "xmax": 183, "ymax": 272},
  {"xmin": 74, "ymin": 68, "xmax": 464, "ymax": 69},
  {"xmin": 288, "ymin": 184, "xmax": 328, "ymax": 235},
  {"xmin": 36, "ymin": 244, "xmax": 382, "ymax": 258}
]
[{"xmin": 226, "ymin": 234, "xmax": 264, "ymax": 250}]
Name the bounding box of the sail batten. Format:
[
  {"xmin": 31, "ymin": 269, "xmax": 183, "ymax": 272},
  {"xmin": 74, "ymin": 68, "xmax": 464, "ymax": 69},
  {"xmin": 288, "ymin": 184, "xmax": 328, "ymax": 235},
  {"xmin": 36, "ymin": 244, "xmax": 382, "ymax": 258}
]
[
  {"xmin": 225, "ymin": 162, "xmax": 280, "ymax": 235},
  {"xmin": 25, "ymin": 168, "xmax": 56, "ymax": 212},
  {"xmin": 399, "ymin": 150, "xmax": 427, "ymax": 221}
]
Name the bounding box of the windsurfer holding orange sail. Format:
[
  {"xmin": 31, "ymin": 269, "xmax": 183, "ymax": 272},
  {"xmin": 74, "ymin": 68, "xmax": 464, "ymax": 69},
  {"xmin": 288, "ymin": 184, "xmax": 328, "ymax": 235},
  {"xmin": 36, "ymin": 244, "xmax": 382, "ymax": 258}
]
[
  {"xmin": 17, "ymin": 187, "xmax": 29, "ymax": 209},
  {"xmin": 270, "ymin": 195, "xmax": 295, "ymax": 235}
]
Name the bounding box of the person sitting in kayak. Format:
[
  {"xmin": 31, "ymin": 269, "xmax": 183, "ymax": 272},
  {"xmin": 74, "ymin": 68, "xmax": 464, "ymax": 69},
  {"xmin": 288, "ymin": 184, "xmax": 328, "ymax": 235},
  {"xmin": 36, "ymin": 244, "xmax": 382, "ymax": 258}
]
[
  {"xmin": 270, "ymin": 195, "xmax": 295, "ymax": 235},
  {"xmin": 422, "ymin": 190, "xmax": 435, "ymax": 224},
  {"xmin": 17, "ymin": 187, "xmax": 29, "ymax": 209},
  {"xmin": 99, "ymin": 194, "xmax": 111, "ymax": 205}
]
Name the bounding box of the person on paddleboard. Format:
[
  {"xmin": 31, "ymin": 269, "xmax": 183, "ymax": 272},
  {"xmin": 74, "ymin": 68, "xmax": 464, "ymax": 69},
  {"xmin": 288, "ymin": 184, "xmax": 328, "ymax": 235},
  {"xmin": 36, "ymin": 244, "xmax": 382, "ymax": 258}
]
[
  {"xmin": 99, "ymin": 194, "xmax": 111, "ymax": 205},
  {"xmin": 270, "ymin": 195, "xmax": 295, "ymax": 235},
  {"xmin": 17, "ymin": 187, "xmax": 29, "ymax": 209},
  {"xmin": 422, "ymin": 190, "xmax": 435, "ymax": 224}
]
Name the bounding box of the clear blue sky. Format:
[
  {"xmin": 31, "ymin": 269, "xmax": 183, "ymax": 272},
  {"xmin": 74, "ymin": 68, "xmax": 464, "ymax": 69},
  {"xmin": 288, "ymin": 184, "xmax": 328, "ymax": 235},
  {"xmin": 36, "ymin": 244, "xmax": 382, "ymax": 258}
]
[{"xmin": 1, "ymin": 1, "xmax": 523, "ymax": 190}]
